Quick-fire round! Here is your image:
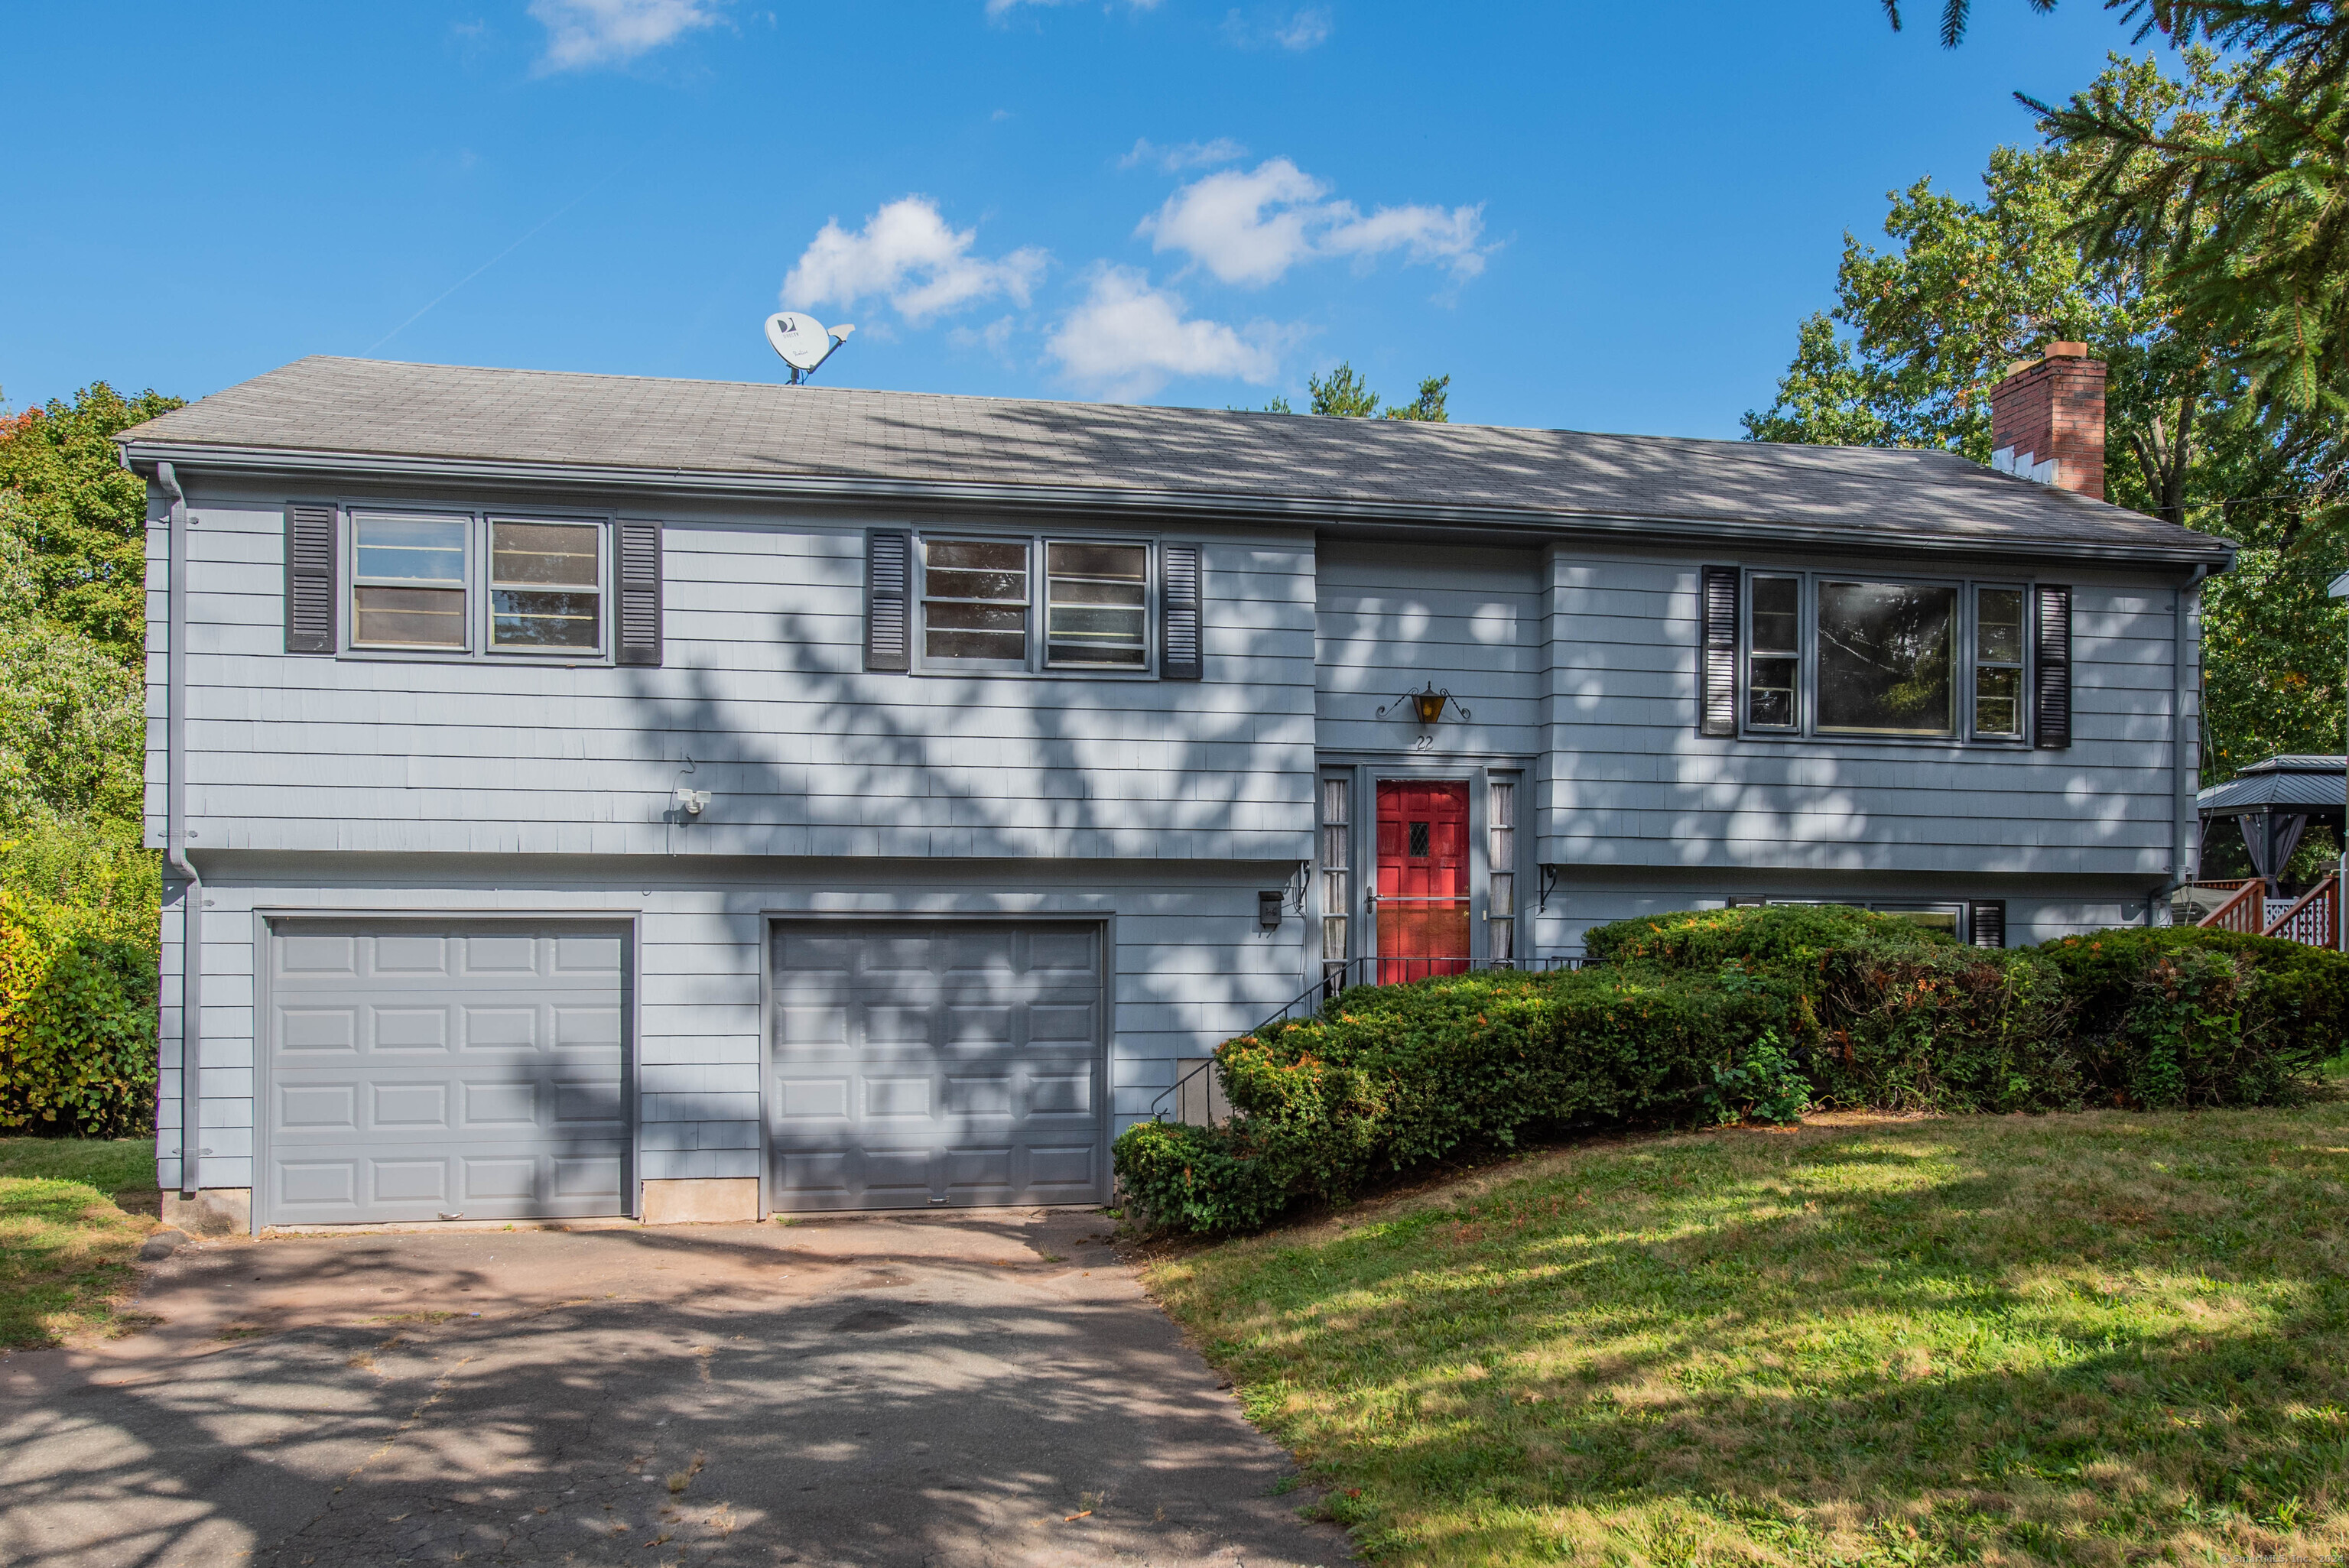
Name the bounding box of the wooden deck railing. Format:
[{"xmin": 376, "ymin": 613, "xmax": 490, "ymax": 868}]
[
  {"xmin": 2263, "ymin": 875, "xmax": 2341, "ymax": 949},
  {"xmin": 2196, "ymin": 879, "xmax": 2267, "ymax": 935}
]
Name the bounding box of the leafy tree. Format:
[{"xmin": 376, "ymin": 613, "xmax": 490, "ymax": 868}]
[
  {"xmin": 1382, "ymin": 374, "xmax": 1451, "ymax": 423},
  {"xmin": 1746, "ymin": 54, "xmax": 2349, "ymax": 781},
  {"xmin": 1882, "ymin": 0, "xmax": 2055, "ymax": 49},
  {"xmin": 1308, "ymin": 362, "xmax": 1382, "ymax": 418},
  {"xmin": 1744, "ymin": 58, "xmax": 2259, "ymax": 524},
  {"xmin": 1257, "ymin": 362, "xmax": 1452, "ymax": 420},
  {"xmin": 2031, "ymin": 7, "xmax": 2349, "ymax": 421},
  {"xmin": 0, "ymin": 495, "xmax": 143, "ymax": 830},
  {"xmin": 0, "ymin": 382, "xmax": 184, "ymax": 667}
]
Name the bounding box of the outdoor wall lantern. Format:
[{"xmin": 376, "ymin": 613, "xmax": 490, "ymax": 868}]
[{"xmin": 1377, "ymin": 681, "xmax": 1472, "ymax": 726}]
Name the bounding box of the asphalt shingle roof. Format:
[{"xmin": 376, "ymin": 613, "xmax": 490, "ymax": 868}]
[{"xmin": 118, "ymin": 355, "xmax": 2231, "ymax": 561}]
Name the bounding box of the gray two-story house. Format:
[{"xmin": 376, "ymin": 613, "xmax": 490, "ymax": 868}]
[{"xmin": 119, "ymin": 348, "xmax": 2227, "ymax": 1233}]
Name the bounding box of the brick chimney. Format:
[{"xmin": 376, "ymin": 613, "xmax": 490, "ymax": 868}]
[{"xmin": 1989, "ymin": 341, "xmax": 2107, "ymax": 501}]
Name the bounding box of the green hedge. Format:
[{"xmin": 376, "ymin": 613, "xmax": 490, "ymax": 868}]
[
  {"xmin": 1117, "ymin": 963, "xmax": 1792, "ymax": 1233},
  {"xmin": 0, "ymin": 824, "xmax": 159, "ymax": 1138},
  {"xmin": 1116, "ymin": 906, "xmax": 2349, "ymax": 1234}
]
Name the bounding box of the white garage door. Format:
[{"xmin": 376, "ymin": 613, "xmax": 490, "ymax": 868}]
[
  {"xmin": 264, "ymin": 921, "xmax": 629, "ymax": 1226},
  {"xmin": 768, "ymin": 920, "xmax": 1108, "ymax": 1212}
]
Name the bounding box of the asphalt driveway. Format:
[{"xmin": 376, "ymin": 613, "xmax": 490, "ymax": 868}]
[{"xmin": 0, "ymin": 1209, "xmax": 1347, "ymax": 1567}]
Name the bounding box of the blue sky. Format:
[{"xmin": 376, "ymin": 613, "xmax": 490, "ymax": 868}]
[{"xmin": 1, "ymin": 2, "xmax": 2179, "ymax": 437}]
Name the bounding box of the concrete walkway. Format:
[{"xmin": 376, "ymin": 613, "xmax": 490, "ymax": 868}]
[{"xmin": 0, "ymin": 1209, "xmax": 1347, "ymax": 1567}]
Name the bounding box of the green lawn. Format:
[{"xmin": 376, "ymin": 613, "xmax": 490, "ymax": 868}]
[
  {"xmin": 1144, "ymin": 1109, "xmax": 2349, "ymax": 1566},
  {"xmin": 0, "ymin": 1137, "xmax": 159, "ymax": 1349}
]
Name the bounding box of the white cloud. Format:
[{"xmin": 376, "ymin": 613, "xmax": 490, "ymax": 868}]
[
  {"xmin": 528, "ymin": 0, "xmax": 719, "ymax": 72},
  {"xmin": 1324, "ymin": 204, "xmax": 1488, "ymax": 277},
  {"xmin": 1137, "ymin": 158, "xmax": 1326, "ymax": 287},
  {"xmin": 1045, "ymin": 266, "xmax": 1283, "ymax": 399},
  {"xmin": 987, "ymin": 0, "xmax": 1162, "ymax": 16},
  {"xmin": 1221, "ymin": 5, "xmax": 1332, "ymax": 50},
  {"xmin": 949, "ymin": 316, "xmax": 1019, "ymax": 355},
  {"xmin": 1272, "ymin": 7, "xmax": 1332, "ymax": 48},
  {"xmin": 1117, "ymin": 137, "xmax": 1249, "ymax": 173},
  {"xmin": 1137, "ymin": 157, "xmax": 1486, "ymax": 287},
  {"xmin": 783, "ymin": 196, "xmax": 1049, "ymax": 325}
]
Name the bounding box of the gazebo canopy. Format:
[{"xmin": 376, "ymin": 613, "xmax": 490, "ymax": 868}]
[{"xmin": 2198, "ymin": 755, "xmax": 2348, "ymax": 819}]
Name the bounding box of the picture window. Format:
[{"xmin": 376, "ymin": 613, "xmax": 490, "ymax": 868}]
[
  {"xmin": 1817, "ymin": 580, "xmax": 1955, "ymax": 736},
  {"xmin": 1728, "ymin": 570, "xmax": 2026, "ymax": 744}
]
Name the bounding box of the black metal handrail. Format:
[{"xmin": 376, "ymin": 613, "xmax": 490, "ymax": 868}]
[{"xmin": 1146, "ymin": 953, "xmax": 1601, "ymax": 1122}]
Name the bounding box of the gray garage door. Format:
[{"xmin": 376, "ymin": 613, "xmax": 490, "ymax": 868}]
[
  {"xmin": 264, "ymin": 922, "xmax": 629, "ymax": 1226},
  {"xmin": 768, "ymin": 921, "xmax": 1107, "ymax": 1212}
]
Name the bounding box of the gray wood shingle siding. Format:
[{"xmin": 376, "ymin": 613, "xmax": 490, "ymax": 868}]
[
  {"xmin": 129, "ymin": 357, "xmax": 2221, "ymax": 1206},
  {"xmin": 147, "ymin": 498, "xmax": 1315, "ymax": 862},
  {"xmin": 1536, "ymin": 553, "xmax": 2189, "ymax": 877}
]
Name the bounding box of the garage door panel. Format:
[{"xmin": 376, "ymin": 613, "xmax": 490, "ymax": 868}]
[
  {"xmin": 944, "ymin": 1073, "xmax": 1014, "ymax": 1116},
  {"xmin": 267, "ymin": 922, "xmax": 629, "ymax": 1226},
  {"xmin": 552, "ymin": 1076, "xmax": 628, "ymax": 1128},
  {"xmin": 371, "ymin": 1082, "xmax": 450, "ymax": 1128},
  {"xmin": 278, "ymin": 1083, "xmax": 358, "ymax": 1132},
  {"xmin": 768, "ymin": 920, "xmax": 1106, "ymax": 1211},
  {"xmin": 374, "ymin": 936, "xmax": 452, "ymax": 975},
  {"xmin": 462, "ymin": 935, "xmax": 538, "ymax": 974},
  {"xmin": 461, "ymin": 1006, "xmax": 539, "ymax": 1050},
  {"xmin": 278, "ymin": 1008, "xmax": 358, "ymax": 1053}
]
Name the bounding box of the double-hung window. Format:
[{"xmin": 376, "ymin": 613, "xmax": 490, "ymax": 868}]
[
  {"xmin": 352, "ymin": 513, "xmax": 469, "ymax": 649},
  {"xmin": 1972, "ymin": 586, "xmax": 2026, "ymax": 740},
  {"xmin": 346, "ymin": 511, "xmax": 609, "ymax": 658},
  {"xmin": 1717, "ymin": 569, "xmax": 2049, "ymax": 744},
  {"xmin": 490, "ymin": 520, "xmax": 603, "ymax": 650},
  {"xmin": 916, "ymin": 534, "xmax": 1155, "ymax": 673}
]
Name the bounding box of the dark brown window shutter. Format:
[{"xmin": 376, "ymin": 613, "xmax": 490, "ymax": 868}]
[
  {"xmin": 1699, "ymin": 566, "xmax": 1739, "ymax": 736},
  {"xmin": 866, "ymin": 530, "xmax": 910, "ymax": 672},
  {"xmin": 1160, "ymin": 541, "xmax": 1202, "ymax": 680},
  {"xmin": 1969, "ymin": 901, "xmax": 2007, "ymax": 949},
  {"xmin": 284, "ymin": 503, "xmax": 336, "ymax": 654},
  {"xmin": 2034, "ymin": 584, "xmax": 2072, "ymax": 748},
  {"xmin": 616, "ymin": 520, "xmax": 663, "ymax": 666}
]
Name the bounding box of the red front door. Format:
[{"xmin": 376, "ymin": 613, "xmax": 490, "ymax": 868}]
[{"xmin": 1376, "ymin": 781, "xmax": 1470, "ymax": 984}]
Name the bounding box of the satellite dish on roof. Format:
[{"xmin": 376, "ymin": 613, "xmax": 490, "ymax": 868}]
[{"xmin": 765, "ymin": 311, "xmax": 855, "ymax": 383}]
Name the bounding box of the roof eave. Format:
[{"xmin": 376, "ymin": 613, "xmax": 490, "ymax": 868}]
[{"xmin": 115, "ymin": 437, "xmax": 2240, "ymax": 571}]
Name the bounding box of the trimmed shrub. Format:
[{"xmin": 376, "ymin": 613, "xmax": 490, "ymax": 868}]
[
  {"xmin": 1582, "ymin": 902, "xmax": 1946, "ymax": 969},
  {"xmin": 1115, "ymin": 903, "xmax": 2349, "ymax": 1235},
  {"xmin": 0, "ymin": 824, "xmax": 159, "ymax": 1138},
  {"xmin": 1805, "ymin": 943, "xmax": 2078, "ymax": 1112},
  {"xmin": 2035, "ymin": 927, "xmax": 2347, "ymax": 1092},
  {"xmin": 1115, "ymin": 965, "xmax": 1793, "ymax": 1232}
]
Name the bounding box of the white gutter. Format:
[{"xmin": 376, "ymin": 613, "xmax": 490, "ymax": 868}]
[{"xmin": 157, "ymin": 461, "xmax": 201, "ymax": 1199}]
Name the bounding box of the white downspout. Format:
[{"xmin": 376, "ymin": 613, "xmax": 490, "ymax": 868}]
[{"xmin": 157, "ymin": 461, "xmax": 202, "ymax": 1200}]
